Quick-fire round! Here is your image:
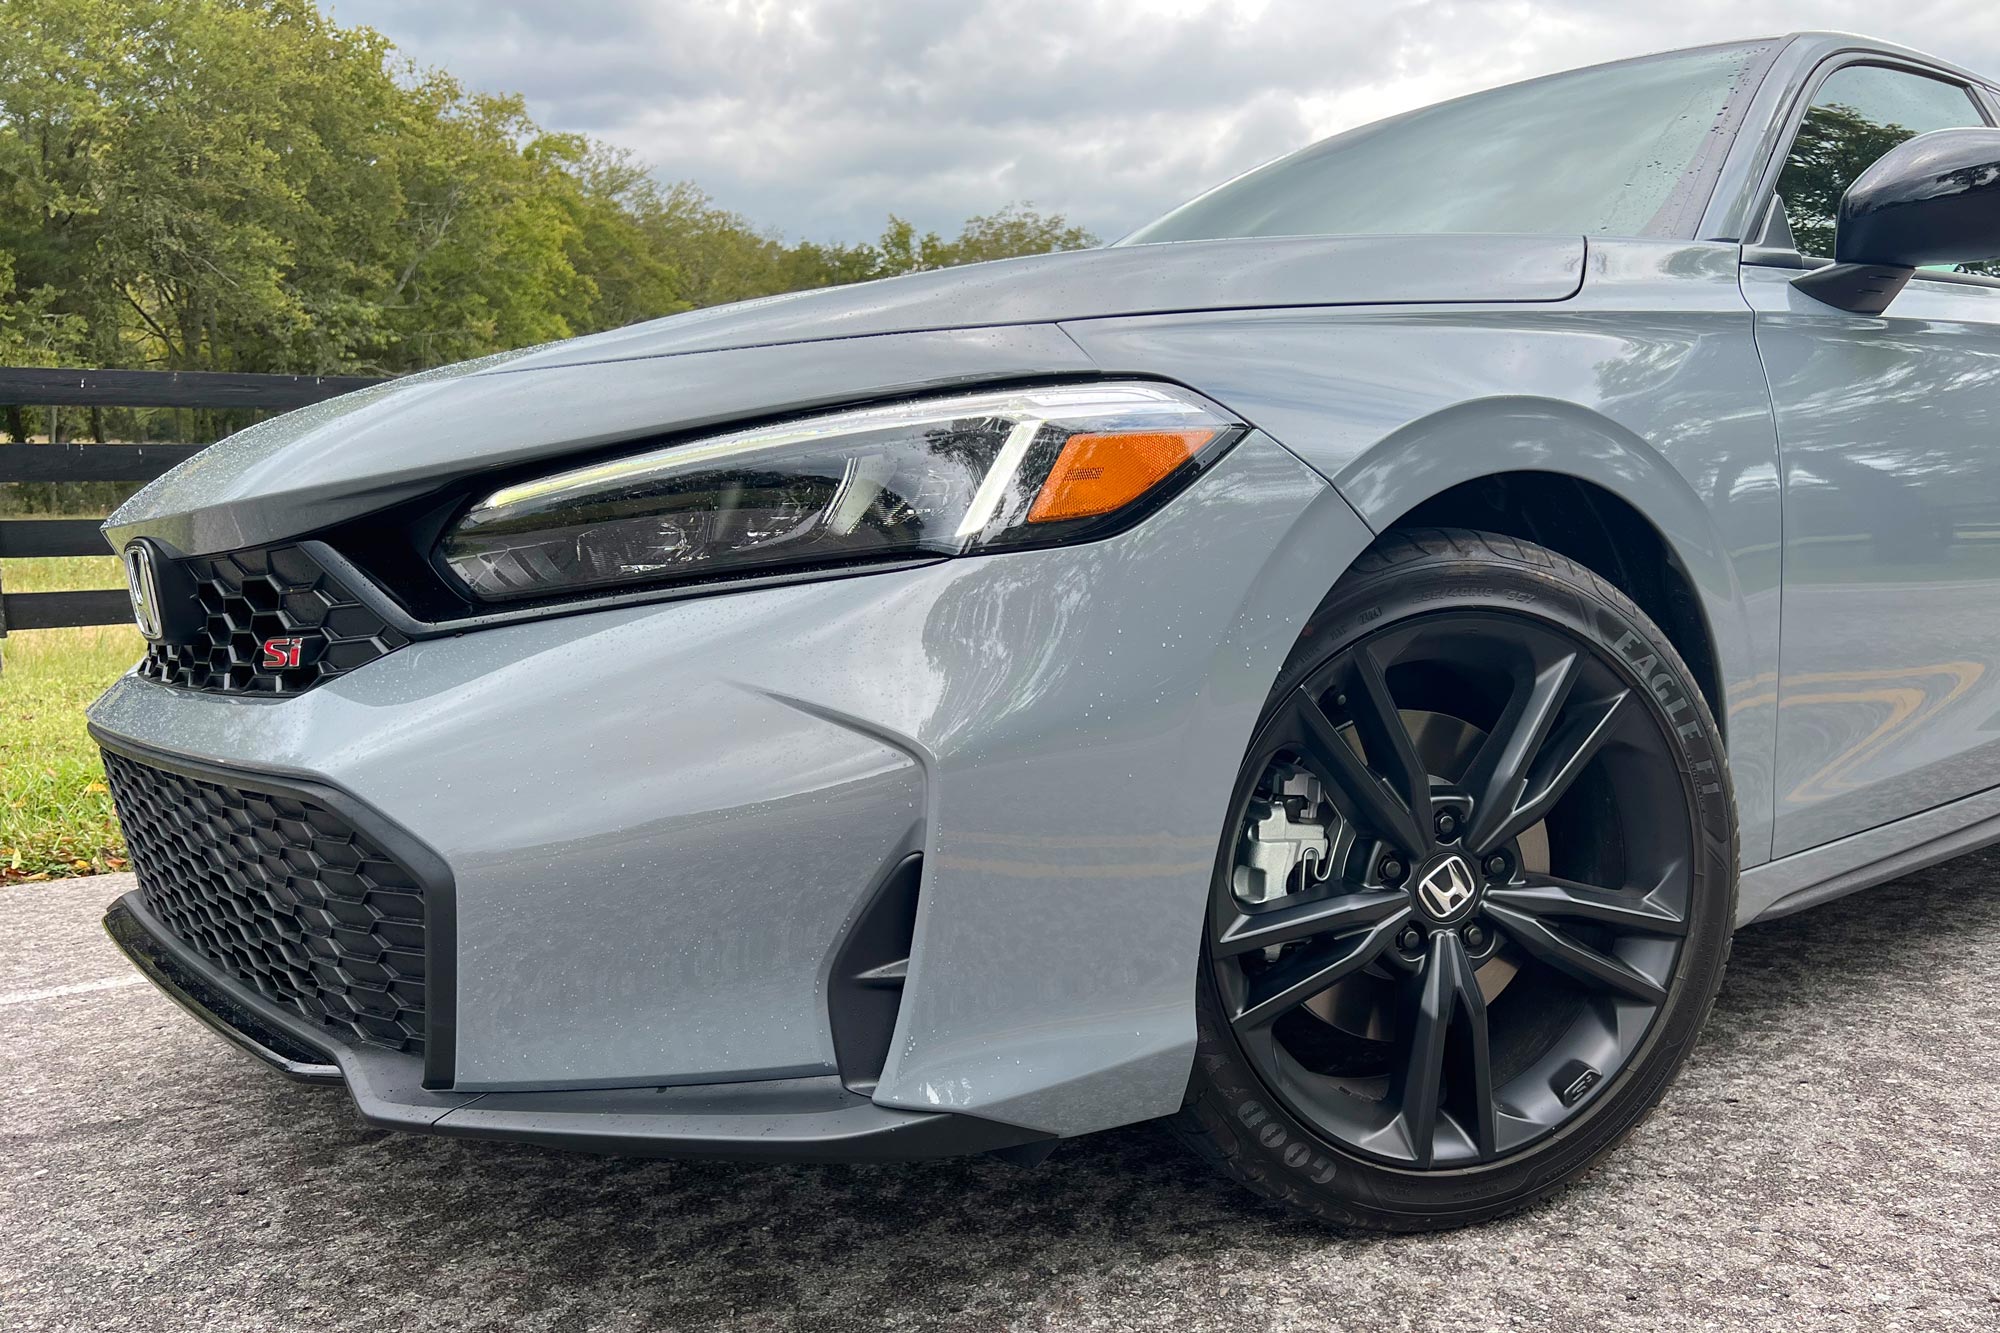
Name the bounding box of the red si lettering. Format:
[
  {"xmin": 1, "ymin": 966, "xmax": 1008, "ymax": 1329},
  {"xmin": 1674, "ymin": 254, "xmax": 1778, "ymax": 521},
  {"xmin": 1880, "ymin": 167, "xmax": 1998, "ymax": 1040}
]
[{"xmin": 261, "ymin": 636, "xmax": 305, "ymax": 669}]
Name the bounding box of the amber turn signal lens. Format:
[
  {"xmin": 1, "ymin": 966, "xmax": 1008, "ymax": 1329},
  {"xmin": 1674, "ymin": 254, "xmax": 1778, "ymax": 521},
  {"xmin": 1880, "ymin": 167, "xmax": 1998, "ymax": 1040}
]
[{"xmin": 1026, "ymin": 428, "xmax": 1218, "ymax": 524}]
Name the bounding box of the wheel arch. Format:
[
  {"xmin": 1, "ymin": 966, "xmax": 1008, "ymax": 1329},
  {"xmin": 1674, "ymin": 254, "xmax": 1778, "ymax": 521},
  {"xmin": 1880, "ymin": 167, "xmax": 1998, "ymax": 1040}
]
[{"xmin": 1326, "ymin": 397, "xmax": 1749, "ymax": 747}]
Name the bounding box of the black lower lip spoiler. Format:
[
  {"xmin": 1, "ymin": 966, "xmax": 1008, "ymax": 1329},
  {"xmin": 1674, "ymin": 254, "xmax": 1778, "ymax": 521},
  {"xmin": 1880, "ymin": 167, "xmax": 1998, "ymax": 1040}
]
[
  {"xmin": 104, "ymin": 891, "xmax": 1051, "ymax": 1163},
  {"xmin": 105, "ymin": 896, "xmax": 341, "ymax": 1084}
]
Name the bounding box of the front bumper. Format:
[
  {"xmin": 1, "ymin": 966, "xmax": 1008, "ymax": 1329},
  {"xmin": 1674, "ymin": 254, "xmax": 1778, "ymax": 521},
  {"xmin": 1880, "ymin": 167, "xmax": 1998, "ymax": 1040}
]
[
  {"xmin": 91, "ymin": 434, "xmax": 1374, "ymax": 1143},
  {"xmin": 105, "ymin": 891, "xmax": 1040, "ymax": 1160}
]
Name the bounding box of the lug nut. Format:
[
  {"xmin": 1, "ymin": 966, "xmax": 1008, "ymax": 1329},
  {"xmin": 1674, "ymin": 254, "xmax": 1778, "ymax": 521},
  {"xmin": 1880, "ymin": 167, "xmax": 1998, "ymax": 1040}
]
[
  {"xmin": 1465, "ymin": 924, "xmax": 1486, "ymax": 950},
  {"xmin": 1379, "ymin": 856, "xmax": 1406, "ymax": 884},
  {"xmin": 1398, "ymin": 926, "xmax": 1423, "ymax": 952},
  {"xmin": 1435, "ymin": 811, "xmax": 1460, "ymax": 840},
  {"xmin": 1483, "ymin": 852, "xmax": 1510, "ymax": 880}
]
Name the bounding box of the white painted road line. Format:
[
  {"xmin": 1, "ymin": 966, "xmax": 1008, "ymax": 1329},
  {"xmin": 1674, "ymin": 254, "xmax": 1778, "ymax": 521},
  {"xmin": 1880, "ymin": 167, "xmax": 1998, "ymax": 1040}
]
[{"xmin": 0, "ymin": 974, "xmax": 145, "ymax": 1007}]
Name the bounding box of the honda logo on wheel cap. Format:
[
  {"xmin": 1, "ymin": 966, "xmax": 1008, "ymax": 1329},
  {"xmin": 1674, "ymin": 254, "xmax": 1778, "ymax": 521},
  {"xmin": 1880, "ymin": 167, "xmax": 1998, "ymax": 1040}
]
[{"xmin": 1415, "ymin": 854, "xmax": 1478, "ymax": 922}]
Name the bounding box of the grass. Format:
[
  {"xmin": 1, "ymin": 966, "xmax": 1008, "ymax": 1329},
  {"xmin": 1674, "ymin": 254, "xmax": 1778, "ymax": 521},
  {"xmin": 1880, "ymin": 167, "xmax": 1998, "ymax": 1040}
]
[
  {"xmin": 5, "ymin": 552, "xmax": 126, "ymax": 592},
  {"xmin": 2, "ymin": 554, "xmax": 138, "ymax": 883}
]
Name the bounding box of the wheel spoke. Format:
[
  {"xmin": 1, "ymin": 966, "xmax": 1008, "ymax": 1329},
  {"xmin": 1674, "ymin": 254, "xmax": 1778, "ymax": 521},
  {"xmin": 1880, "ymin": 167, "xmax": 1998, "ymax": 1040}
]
[
  {"xmin": 1486, "ymin": 873, "xmax": 1687, "ymax": 937},
  {"xmin": 1495, "ymin": 689, "xmax": 1635, "ymax": 851},
  {"xmin": 1288, "ymin": 689, "xmax": 1425, "ymax": 851},
  {"xmin": 1468, "ymin": 669, "xmax": 1635, "ymax": 855},
  {"xmin": 1339, "ymin": 645, "xmax": 1433, "ymax": 836},
  {"xmin": 1229, "ymin": 908, "xmax": 1412, "ymax": 1032},
  {"xmin": 1391, "ymin": 932, "xmax": 1495, "ymax": 1166},
  {"xmin": 1460, "ymin": 651, "xmax": 1581, "ymax": 851},
  {"xmin": 1214, "ymin": 888, "xmax": 1410, "ymax": 958},
  {"xmin": 1484, "ymin": 901, "xmax": 1668, "ymax": 1004},
  {"xmin": 1456, "ymin": 944, "xmax": 1499, "ymax": 1161}
]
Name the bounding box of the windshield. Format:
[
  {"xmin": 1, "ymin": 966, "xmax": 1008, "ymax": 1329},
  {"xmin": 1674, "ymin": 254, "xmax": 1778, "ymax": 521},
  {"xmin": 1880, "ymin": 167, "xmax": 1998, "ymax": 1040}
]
[{"xmin": 1122, "ymin": 43, "xmax": 1767, "ymax": 245}]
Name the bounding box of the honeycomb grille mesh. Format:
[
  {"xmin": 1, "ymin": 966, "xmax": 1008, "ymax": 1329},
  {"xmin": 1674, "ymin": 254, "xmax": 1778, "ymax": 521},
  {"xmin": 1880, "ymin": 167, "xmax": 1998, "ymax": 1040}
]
[
  {"xmin": 104, "ymin": 750, "xmax": 428, "ymax": 1054},
  {"xmin": 137, "ymin": 545, "xmax": 408, "ymax": 694}
]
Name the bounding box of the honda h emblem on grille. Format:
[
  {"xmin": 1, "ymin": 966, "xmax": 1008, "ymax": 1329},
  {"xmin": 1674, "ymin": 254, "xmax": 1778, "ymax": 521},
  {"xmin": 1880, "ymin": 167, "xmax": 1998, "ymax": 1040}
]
[
  {"xmin": 1415, "ymin": 854, "xmax": 1478, "ymax": 921},
  {"xmin": 122, "ymin": 542, "xmax": 163, "ymax": 641}
]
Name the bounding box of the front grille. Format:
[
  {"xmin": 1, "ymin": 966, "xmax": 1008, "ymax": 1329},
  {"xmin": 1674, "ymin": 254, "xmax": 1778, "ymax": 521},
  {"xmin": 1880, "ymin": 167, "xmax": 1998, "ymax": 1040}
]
[
  {"xmin": 137, "ymin": 544, "xmax": 408, "ymax": 695},
  {"xmin": 104, "ymin": 750, "xmax": 428, "ymax": 1054}
]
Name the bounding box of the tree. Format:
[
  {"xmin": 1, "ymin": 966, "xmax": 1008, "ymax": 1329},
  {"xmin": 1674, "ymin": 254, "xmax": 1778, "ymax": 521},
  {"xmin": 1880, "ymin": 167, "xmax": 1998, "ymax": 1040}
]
[
  {"xmin": 0, "ymin": 0, "xmax": 1101, "ymax": 381},
  {"xmin": 1775, "ymin": 104, "xmax": 1910, "ymax": 260},
  {"xmin": 947, "ymin": 204, "xmax": 1099, "ymax": 266}
]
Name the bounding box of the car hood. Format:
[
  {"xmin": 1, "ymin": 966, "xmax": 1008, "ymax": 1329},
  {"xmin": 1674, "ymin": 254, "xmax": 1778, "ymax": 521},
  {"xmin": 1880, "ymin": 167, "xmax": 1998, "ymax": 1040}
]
[
  {"xmin": 498, "ymin": 233, "xmax": 1585, "ymax": 368},
  {"xmin": 106, "ymin": 234, "xmax": 1585, "ymax": 555}
]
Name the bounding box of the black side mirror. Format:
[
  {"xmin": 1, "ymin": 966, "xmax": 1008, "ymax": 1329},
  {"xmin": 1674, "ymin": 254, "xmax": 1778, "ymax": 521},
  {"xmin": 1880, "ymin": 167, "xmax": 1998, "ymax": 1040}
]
[{"xmin": 1794, "ymin": 126, "xmax": 2000, "ymax": 314}]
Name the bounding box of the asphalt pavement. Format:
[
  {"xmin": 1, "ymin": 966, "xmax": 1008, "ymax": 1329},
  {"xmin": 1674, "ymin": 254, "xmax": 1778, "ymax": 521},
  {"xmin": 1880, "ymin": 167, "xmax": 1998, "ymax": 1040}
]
[{"xmin": 4, "ymin": 862, "xmax": 1998, "ymax": 1332}]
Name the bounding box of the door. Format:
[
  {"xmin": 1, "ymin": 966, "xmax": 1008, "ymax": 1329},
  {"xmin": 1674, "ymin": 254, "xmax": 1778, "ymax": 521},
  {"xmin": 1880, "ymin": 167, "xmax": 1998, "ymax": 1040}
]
[{"xmin": 1746, "ymin": 61, "xmax": 2000, "ymax": 857}]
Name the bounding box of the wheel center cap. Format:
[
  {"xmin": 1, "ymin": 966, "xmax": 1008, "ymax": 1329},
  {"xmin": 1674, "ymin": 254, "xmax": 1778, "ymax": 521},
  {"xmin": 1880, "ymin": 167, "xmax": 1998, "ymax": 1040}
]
[{"xmin": 1413, "ymin": 853, "xmax": 1480, "ymax": 924}]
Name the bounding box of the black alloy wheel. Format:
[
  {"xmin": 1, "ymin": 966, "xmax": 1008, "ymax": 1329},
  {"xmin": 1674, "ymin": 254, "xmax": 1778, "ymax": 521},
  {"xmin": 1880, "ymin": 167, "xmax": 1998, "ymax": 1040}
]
[{"xmin": 1176, "ymin": 529, "xmax": 1736, "ymax": 1229}]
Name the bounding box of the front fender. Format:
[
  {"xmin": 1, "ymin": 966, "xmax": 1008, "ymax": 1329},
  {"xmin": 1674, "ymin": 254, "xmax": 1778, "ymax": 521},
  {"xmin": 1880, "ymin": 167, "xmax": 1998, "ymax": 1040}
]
[
  {"xmin": 1061, "ymin": 238, "xmax": 1784, "ymax": 865},
  {"xmin": 1335, "ymin": 391, "xmax": 1746, "ymax": 644}
]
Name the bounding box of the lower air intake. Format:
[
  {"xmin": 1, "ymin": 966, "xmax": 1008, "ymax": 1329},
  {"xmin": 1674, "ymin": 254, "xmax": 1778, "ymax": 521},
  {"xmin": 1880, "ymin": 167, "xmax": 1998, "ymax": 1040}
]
[
  {"xmin": 103, "ymin": 749, "xmax": 429, "ymax": 1055},
  {"xmin": 827, "ymin": 853, "xmax": 921, "ymax": 1095}
]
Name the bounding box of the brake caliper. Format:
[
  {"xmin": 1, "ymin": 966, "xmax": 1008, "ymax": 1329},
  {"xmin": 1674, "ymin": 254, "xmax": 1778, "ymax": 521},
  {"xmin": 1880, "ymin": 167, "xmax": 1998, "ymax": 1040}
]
[{"xmin": 1233, "ymin": 766, "xmax": 1335, "ymax": 905}]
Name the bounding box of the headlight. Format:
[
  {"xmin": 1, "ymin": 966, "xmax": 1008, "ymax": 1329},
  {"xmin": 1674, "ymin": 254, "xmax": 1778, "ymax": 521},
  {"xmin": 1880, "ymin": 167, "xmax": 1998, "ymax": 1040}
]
[{"xmin": 440, "ymin": 382, "xmax": 1244, "ymax": 601}]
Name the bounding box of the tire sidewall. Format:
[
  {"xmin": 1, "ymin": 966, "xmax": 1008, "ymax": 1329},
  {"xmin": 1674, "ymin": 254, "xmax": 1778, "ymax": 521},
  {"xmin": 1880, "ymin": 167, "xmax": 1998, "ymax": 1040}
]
[{"xmin": 1187, "ymin": 536, "xmax": 1736, "ymax": 1227}]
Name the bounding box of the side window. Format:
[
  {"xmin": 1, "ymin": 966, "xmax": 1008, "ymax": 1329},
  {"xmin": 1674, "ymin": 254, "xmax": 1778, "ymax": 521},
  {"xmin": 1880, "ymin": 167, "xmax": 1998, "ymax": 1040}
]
[{"xmin": 1775, "ymin": 64, "xmax": 1989, "ymax": 265}]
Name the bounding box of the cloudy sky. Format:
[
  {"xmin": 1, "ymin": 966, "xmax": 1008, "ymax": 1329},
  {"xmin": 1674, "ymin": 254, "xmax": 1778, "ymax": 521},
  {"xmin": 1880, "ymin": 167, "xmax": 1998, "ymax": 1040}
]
[{"xmin": 324, "ymin": 0, "xmax": 2000, "ymax": 244}]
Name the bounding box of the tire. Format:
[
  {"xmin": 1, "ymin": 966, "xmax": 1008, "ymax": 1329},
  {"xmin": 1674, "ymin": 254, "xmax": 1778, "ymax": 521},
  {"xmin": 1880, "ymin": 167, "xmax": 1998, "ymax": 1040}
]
[{"xmin": 1174, "ymin": 527, "xmax": 1737, "ymax": 1230}]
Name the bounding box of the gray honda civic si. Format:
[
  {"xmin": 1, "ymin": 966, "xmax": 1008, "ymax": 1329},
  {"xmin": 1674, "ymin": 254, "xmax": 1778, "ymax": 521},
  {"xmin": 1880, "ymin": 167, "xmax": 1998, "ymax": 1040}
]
[{"xmin": 93, "ymin": 32, "xmax": 2000, "ymax": 1229}]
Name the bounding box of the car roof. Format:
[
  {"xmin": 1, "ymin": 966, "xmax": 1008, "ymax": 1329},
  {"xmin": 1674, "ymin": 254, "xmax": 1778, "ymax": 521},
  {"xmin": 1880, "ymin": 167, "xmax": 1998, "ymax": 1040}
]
[{"xmin": 1771, "ymin": 31, "xmax": 1997, "ymax": 91}]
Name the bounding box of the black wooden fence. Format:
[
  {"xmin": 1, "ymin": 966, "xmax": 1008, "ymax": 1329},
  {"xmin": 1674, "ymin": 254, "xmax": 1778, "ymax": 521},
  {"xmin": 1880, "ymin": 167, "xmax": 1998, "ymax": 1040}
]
[{"xmin": 0, "ymin": 367, "xmax": 383, "ymax": 653}]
